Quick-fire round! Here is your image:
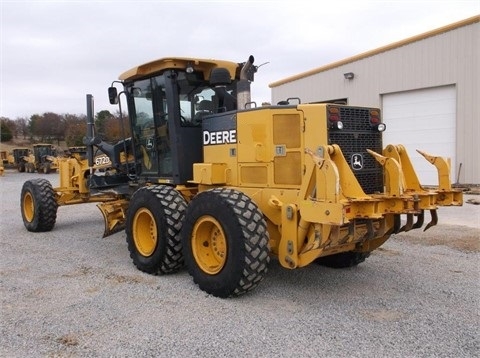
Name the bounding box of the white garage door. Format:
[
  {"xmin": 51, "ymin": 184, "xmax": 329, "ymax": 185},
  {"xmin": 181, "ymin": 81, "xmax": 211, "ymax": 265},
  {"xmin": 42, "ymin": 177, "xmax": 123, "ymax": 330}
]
[{"xmin": 382, "ymin": 85, "xmax": 456, "ymax": 186}]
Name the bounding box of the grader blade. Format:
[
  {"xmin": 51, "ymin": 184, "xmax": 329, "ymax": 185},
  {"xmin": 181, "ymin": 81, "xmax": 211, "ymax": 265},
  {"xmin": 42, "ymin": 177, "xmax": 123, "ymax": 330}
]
[{"xmin": 97, "ymin": 199, "xmax": 129, "ymax": 237}]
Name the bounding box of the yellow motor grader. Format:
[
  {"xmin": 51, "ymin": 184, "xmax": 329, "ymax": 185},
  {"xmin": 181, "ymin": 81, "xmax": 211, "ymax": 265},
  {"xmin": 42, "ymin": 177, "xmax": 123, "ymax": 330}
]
[
  {"xmin": 23, "ymin": 143, "xmax": 62, "ymax": 174},
  {"xmin": 20, "ymin": 55, "xmax": 463, "ymax": 297},
  {"xmin": 0, "ymin": 150, "xmax": 6, "ymax": 175},
  {"xmin": 10, "ymin": 147, "xmax": 30, "ymax": 172},
  {"xmin": 0, "ymin": 150, "xmax": 12, "ymax": 175},
  {"xmin": 0, "ymin": 150, "xmax": 8, "ymax": 164}
]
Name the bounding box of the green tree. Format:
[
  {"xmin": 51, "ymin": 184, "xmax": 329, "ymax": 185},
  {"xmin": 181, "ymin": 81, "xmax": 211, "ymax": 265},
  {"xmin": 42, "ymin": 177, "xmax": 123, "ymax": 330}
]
[
  {"xmin": 29, "ymin": 114, "xmax": 43, "ymax": 141},
  {"xmin": 0, "ymin": 119, "xmax": 13, "ymax": 142},
  {"xmin": 44, "ymin": 112, "xmax": 65, "ymax": 145},
  {"xmin": 95, "ymin": 110, "xmax": 112, "ymax": 139}
]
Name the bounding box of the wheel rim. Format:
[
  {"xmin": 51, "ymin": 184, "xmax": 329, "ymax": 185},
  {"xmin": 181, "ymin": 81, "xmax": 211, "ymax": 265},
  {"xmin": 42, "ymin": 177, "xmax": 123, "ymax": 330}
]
[
  {"xmin": 23, "ymin": 191, "xmax": 34, "ymax": 222},
  {"xmin": 191, "ymin": 215, "xmax": 227, "ymax": 275},
  {"xmin": 132, "ymin": 208, "xmax": 157, "ymax": 257}
]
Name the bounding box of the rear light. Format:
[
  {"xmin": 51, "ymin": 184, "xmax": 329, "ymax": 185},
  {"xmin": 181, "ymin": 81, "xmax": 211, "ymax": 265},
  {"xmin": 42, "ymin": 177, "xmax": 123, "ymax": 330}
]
[
  {"xmin": 328, "ymin": 106, "xmax": 343, "ymax": 130},
  {"xmin": 370, "ymin": 110, "xmax": 380, "ymax": 124},
  {"xmin": 369, "ymin": 109, "xmax": 385, "ymax": 131}
]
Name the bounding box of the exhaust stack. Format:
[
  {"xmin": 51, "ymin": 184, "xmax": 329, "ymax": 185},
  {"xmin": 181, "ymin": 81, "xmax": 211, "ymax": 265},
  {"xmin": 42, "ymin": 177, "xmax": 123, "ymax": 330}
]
[{"xmin": 237, "ymin": 55, "xmax": 255, "ymax": 110}]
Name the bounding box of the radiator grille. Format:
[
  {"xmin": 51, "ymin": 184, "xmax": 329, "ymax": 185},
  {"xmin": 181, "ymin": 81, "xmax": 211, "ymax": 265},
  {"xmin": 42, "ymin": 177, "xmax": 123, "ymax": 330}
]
[{"xmin": 328, "ymin": 106, "xmax": 384, "ymax": 194}]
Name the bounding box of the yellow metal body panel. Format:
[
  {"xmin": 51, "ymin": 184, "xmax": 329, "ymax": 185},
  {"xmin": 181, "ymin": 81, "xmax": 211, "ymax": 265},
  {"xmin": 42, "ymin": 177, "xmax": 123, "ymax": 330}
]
[{"xmin": 193, "ymin": 163, "xmax": 228, "ymax": 184}]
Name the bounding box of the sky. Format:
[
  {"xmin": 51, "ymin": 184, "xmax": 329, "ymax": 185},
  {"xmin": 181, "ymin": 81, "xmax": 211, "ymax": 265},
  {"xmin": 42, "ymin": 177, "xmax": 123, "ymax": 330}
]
[{"xmin": 1, "ymin": 0, "xmax": 479, "ymax": 119}]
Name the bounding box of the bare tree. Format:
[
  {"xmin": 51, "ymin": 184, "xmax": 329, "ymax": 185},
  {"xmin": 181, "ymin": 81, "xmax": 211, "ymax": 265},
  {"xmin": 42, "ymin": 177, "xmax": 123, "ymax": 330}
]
[
  {"xmin": 15, "ymin": 117, "xmax": 29, "ymax": 139},
  {"xmin": 29, "ymin": 112, "xmax": 64, "ymax": 143},
  {"xmin": 64, "ymin": 114, "xmax": 87, "ymax": 147}
]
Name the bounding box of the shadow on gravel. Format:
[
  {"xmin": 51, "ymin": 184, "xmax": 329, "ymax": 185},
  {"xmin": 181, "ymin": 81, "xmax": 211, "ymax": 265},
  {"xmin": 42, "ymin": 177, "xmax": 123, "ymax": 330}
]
[{"xmin": 392, "ymin": 225, "xmax": 480, "ymax": 253}]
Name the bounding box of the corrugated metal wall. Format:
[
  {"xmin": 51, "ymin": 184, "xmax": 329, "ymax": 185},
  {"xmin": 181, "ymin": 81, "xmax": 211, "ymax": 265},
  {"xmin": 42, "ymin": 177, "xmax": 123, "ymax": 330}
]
[{"xmin": 271, "ymin": 17, "xmax": 479, "ymax": 184}]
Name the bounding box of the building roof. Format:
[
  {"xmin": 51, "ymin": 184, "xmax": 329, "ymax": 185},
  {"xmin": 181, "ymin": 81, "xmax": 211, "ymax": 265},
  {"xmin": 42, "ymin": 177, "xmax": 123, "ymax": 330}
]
[{"xmin": 269, "ymin": 15, "xmax": 480, "ymax": 88}]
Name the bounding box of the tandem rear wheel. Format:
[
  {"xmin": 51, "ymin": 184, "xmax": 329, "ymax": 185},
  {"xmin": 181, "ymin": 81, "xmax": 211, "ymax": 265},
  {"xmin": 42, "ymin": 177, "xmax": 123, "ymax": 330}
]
[
  {"xmin": 125, "ymin": 185, "xmax": 187, "ymax": 275},
  {"xmin": 126, "ymin": 186, "xmax": 271, "ymax": 298},
  {"xmin": 181, "ymin": 188, "xmax": 271, "ymax": 298}
]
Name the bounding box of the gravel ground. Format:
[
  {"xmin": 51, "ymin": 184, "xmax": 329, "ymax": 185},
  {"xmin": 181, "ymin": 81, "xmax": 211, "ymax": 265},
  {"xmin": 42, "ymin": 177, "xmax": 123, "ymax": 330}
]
[{"xmin": 1, "ymin": 169, "xmax": 479, "ymax": 358}]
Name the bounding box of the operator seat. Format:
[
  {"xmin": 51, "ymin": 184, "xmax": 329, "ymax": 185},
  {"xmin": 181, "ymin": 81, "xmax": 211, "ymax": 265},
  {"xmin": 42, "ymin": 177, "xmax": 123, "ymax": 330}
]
[
  {"xmin": 210, "ymin": 68, "xmax": 236, "ymax": 112},
  {"xmin": 194, "ymin": 100, "xmax": 214, "ymax": 122}
]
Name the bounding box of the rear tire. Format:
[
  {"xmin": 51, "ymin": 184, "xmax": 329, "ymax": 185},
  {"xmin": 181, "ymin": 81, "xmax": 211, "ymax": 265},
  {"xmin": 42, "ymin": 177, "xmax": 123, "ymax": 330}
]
[
  {"xmin": 21, "ymin": 178, "xmax": 58, "ymax": 232},
  {"xmin": 181, "ymin": 188, "xmax": 270, "ymax": 298},
  {"xmin": 315, "ymin": 251, "xmax": 370, "ymax": 268},
  {"xmin": 125, "ymin": 185, "xmax": 187, "ymax": 275}
]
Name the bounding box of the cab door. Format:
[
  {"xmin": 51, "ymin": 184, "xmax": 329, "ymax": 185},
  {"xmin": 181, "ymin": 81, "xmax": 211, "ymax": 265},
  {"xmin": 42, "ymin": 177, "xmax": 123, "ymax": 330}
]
[{"xmin": 129, "ymin": 78, "xmax": 171, "ymax": 177}]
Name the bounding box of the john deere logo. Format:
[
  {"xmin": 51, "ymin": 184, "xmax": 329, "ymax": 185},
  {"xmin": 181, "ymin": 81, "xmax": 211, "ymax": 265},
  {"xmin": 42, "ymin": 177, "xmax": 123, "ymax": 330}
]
[{"xmin": 351, "ymin": 153, "xmax": 364, "ymax": 170}]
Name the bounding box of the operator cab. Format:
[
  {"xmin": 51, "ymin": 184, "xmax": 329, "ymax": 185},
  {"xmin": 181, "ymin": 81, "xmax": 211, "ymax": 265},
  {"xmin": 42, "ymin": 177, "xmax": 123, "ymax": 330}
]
[
  {"xmin": 33, "ymin": 144, "xmax": 55, "ymax": 162},
  {"xmin": 109, "ymin": 56, "xmax": 255, "ymax": 185}
]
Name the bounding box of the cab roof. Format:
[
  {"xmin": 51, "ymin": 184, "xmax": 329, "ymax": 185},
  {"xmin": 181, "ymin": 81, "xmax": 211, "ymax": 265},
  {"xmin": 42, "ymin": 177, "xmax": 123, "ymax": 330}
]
[{"xmin": 119, "ymin": 57, "xmax": 240, "ymax": 82}]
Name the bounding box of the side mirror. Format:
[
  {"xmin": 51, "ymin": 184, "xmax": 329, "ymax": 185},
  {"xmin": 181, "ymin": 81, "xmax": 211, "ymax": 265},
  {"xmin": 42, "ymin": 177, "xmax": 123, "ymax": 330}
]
[{"xmin": 108, "ymin": 87, "xmax": 118, "ymax": 105}]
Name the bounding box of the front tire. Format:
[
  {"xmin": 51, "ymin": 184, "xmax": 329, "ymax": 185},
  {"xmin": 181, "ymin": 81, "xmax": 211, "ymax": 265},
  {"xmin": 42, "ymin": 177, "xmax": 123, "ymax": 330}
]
[
  {"xmin": 125, "ymin": 185, "xmax": 187, "ymax": 275},
  {"xmin": 21, "ymin": 178, "xmax": 58, "ymax": 232},
  {"xmin": 181, "ymin": 188, "xmax": 270, "ymax": 298}
]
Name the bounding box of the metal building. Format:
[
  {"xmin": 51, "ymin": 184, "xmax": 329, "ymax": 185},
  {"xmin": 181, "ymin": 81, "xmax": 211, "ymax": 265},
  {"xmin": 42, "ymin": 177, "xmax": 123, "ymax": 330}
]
[{"xmin": 270, "ymin": 15, "xmax": 479, "ymax": 185}]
